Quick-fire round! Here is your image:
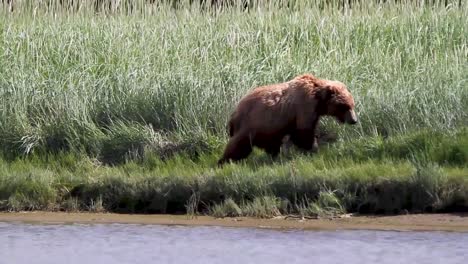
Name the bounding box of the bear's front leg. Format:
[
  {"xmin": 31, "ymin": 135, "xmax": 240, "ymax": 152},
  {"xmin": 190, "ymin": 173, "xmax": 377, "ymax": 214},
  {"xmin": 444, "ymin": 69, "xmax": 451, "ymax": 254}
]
[
  {"xmin": 264, "ymin": 143, "xmax": 282, "ymax": 158},
  {"xmin": 289, "ymin": 129, "xmax": 319, "ymax": 153}
]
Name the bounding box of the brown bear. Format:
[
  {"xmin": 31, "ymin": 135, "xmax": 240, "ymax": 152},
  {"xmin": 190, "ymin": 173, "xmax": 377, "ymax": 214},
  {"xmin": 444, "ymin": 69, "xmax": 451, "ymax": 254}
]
[{"xmin": 217, "ymin": 74, "xmax": 358, "ymax": 165}]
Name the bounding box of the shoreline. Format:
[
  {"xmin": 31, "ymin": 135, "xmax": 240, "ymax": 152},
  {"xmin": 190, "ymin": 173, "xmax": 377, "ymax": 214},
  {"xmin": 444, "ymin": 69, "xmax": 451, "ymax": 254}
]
[{"xmin": 1, "ymin": 212, "xmax": 468, "ymax": 232}]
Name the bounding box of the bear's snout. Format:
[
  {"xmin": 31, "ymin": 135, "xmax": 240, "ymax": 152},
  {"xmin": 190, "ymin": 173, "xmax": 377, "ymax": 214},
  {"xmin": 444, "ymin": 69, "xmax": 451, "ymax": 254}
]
[{"xmin": 345, "ymin": 110, "xmax": 358, "ymax": 125}]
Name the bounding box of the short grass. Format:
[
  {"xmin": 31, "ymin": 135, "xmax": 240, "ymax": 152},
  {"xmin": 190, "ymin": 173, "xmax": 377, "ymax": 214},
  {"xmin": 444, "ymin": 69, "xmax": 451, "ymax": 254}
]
[{"xmin": 0, "ymin": 129, "xmax": 466, "ymax": 215}]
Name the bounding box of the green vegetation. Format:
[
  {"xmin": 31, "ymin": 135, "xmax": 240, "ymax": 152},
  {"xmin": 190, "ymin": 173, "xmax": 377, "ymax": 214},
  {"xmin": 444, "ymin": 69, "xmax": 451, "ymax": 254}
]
[
  {"xmin": 0, "ymin": 1, "xmax": 466, "ymax": 216},
  {"xmin": 0, "ymin": 129, "xmax": 467, "ymax": 215}
]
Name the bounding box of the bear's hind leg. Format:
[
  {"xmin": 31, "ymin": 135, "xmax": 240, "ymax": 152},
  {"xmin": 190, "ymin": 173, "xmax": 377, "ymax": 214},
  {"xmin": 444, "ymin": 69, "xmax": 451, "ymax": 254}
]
[{"xmin": 217, "ymin": 134, "xmax": 253, "ymax": 166}]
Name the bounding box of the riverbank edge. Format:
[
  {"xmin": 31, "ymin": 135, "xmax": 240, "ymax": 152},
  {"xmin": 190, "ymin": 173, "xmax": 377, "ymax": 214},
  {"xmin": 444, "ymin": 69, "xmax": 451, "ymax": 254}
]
[{"xmin": 1, "ymin": 212, "xmax": 468, "ymax": 232}]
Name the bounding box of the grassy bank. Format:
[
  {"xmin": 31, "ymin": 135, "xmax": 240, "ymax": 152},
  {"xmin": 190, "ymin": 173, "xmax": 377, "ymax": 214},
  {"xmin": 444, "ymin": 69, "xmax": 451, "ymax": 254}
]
[
  {"xmin": 0, "ymin": 2, "xmax": 467, "ymax": 216},
  {"xmin": 0, "ymin": 129, "xmax": 467, "ymax": 216}
]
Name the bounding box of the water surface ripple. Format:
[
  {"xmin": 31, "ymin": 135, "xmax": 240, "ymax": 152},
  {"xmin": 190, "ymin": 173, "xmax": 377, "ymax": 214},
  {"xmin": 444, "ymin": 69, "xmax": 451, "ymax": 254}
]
[{"xmin": 1, "ymin": 222, "xmax": 467, "ymax": 264}]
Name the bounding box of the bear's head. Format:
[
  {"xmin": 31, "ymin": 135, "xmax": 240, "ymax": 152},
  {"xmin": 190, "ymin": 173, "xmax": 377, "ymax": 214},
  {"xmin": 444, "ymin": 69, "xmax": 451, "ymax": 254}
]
[{"xmin": 317, "ymin": 80, "xmax": 358, "ymax": 125}]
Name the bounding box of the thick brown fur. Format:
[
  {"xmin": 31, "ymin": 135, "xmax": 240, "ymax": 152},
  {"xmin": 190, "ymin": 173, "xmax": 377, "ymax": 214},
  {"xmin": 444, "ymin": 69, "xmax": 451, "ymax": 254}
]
[{"xmin": 218, "ymin": 74, "xmax": 358, "ymax": 165}]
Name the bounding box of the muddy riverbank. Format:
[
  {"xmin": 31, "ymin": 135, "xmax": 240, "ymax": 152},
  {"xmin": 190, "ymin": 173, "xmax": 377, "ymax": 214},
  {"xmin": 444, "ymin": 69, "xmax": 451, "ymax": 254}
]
[{"xmin": 1, "ymin": 212, "xmax": 468, "ymax": 232}]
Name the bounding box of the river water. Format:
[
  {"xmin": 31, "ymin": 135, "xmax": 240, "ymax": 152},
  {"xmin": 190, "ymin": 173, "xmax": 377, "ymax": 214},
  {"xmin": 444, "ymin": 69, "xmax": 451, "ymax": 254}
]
[{"xmin": 1, "ymin": 222, "xmax": 467, "ymax": 264}]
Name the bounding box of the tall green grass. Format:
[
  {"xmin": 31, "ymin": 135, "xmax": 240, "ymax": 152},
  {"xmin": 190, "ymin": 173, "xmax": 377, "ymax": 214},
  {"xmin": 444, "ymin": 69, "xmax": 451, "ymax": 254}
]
[
  {"xmin": 1, "ymin": 1, "xmax": 466, "ymax": 161},
  {"xmin": 0, "ymin": 1, "xmax": 466, "ymax": 215}
]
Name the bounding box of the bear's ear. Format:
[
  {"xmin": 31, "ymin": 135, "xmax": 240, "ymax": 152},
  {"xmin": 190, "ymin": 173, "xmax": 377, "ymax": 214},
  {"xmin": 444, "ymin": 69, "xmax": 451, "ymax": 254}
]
[{"xmin": 317, "ymin": 86, "xmax": 334, "ymax": 101}]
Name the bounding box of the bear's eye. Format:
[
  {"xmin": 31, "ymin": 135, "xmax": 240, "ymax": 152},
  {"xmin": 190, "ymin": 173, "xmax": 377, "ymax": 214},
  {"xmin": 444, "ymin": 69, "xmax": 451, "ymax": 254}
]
[{"xmin": 336, "ymin": 104, "xmax": 349, "ymax": 112}]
